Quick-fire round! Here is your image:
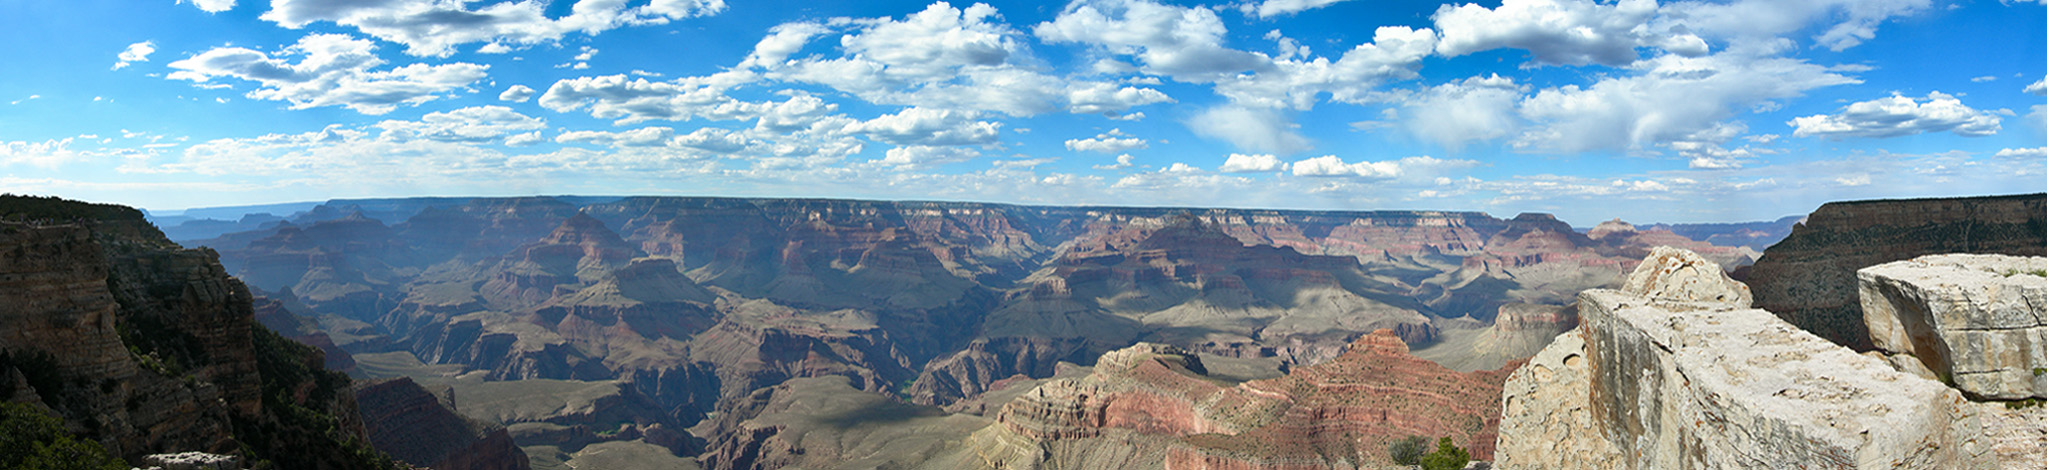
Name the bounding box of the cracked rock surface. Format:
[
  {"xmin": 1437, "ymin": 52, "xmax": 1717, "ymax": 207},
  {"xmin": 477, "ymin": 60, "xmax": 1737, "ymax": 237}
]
[
  {"xmin": 1860, "ymin": 254, "xmax": 2047, "ymax": 400},
  {"xmin": 1498, "ymin": 248, "xmax": 2004, "ymax": 469}
]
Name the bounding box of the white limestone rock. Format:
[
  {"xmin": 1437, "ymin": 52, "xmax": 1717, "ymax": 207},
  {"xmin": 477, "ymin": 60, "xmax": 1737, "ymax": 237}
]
[
  {"xmin": 1859, "ymin": 254, "xmax": 2047, "ymax": 399},
  {"xmin": 1620, "ymin": 246, "xmax": 1752, "ymax": 307},
  {"xmin": 1582, "ymin": 289, "xmax": 1991, "ymax": 469},
  {"xmin": 1496, "ymin": 287, "xmax": 1999, "ymax": 468},
  {"xmin": 140, "ymin": 452, "xmax": 239, "ymax": 470},
  {"xmin": 1493, "ymin": 329, "xmax": 1623, "ymax": 470}
]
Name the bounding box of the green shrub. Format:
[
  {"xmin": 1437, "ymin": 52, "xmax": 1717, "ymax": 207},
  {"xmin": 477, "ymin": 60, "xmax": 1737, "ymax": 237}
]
[
  {"xmin": 1419, "ymin": 436, "xmax": 1470, "ymax": 470},
  {"xmin": 1388, "ymin": 435, "xmax": 1428, "ymax": 465},
  {"xmin": 0, "ymin": 402, "xmax": 129, "ymax": 470}
]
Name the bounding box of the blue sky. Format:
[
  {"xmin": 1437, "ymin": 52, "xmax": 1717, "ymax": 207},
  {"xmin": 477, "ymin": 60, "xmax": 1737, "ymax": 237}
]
[{"xmin": 2, "ymin": 0, "xmax": 2045, "ymax": 224}]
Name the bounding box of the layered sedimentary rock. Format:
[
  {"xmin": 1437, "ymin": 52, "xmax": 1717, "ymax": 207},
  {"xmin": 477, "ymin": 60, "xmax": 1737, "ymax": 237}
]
[
  {"xmin": 983, "ymin": 215, "xmax": 1438, "ymax": 374},
  {"xmin": 907, "ymin": 336, "xmax": 1091, "ymax": 411},
  {"xmin": 0, "ymin": 195, "xmax": 398, "ymax": 469},
  {"xmin": 1743, "ymin": 193, "xmax": 2047, "ymax": 350},
  {"xmin": 1497, "ymin": 249, "xmax": 2000, "ymax": 469},
  {"xmin": 954, "ymin": 332, "xmax": 1516, "ymax": 469},
  {"xmin": 180, "ymin": 195, "xmax": 1757, "ymax": 466},
  {"xmin": 354, "ymin": 377, "xmax": 531, "ymax": 470},
  {"xmin": 1860, "ymin": 254, "xmax": 2047, "ymax": 399},
  {"xmin": 1587, "ymin": 218, "xmax": 1761, "ymax": 269},
  {"xmin": 1639, "ymin": 215, "xmax": 1802, "ymax": 252}
]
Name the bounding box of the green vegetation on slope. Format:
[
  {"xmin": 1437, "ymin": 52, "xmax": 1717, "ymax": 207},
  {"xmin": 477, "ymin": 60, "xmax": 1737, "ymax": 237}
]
[
  {"xmin": 1388, "ymin": 435, "xmax": 1428, "ymax": 466},
  {"xmin": 1420, "ymin": 436, "xmax": 1471, "ymax": 470},
  {"xmin": 0, "ymin": 402, "xmax": 128, "ymax": 470},
  {"xmin": 235, "ymin": 326, "xmax": 405, "ymax": 470}
]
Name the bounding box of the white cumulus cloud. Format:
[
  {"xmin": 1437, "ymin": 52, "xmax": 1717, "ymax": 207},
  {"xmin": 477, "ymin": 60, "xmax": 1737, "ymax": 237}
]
[
  {"xmin": 259, "ymin": 0, "xmax": 727, "ymax": 57},
  {"xmin": 1513, "ymin": 52, "xmax": 1858, "ymax": 153},
  {"xmin": 113, "ymin": 41, "xmax": 156, "ymax": 70},
  {"xmin": 166, "ymin": 34, "xmax": 488, "ymax": 115},
  {"xmin": 1245, "ymin": 0, "xmax": 1354, "ymax": 17},
  {"xmin": 179, "ymin": 0, "xmax": 235, "ymax": 13},
  {"xmin": 1995, "ymin": 147, "xmax": 2047, "ymax": 159},
  {"xmin": 375, "ymin": 106, "xmax": 545, "ymax": 143},
  {"xmin": 538, "ymin": 71, "xmax": 762, "ymax": 124},
  {"xmin": 1064, "ymin": 129, "xmax": 1147, "ymax": 153},
  {"xmin": 1218, "ymin": 153, "xmax": 1286, "ymax": 173},
  {"xmin": 1292, "ymin": 155, "xmax": 1401, "ymax": 178},
  {"xmin": 1432, "ymin": 0, "xmax": 1682, "ymax": 66},
  {"xmin": 557, "ymin": 127, "xmax": 677, "ymax": 147},
  {"xmin": 877, "ymin": 145, "xmax": 981, "ymax": 169},
  {"xmin": 1789, "ymin": 91, "xmax": 2002, "ymax": 139},
  {"xmin": 499, "ymin": 85, "xmax": 536, "ymax": 103},
  {"xmin": 846, "ymin": 107, "xmax": 1001, "ymax": 146},
  {"xmin": 2027, "ymin": 75, "xmax": 2047, "ymax": 96},
  {"xmin": 1035, "ymin": 0, "xmax": 1271, "ymax": 80},
  {"xmin": 1291, "ymin": 155, "xmax": 1479, "ymax": 179}
]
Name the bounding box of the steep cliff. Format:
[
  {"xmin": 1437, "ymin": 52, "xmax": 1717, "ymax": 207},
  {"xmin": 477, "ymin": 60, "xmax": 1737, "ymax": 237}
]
[
  {"xmin": 1495, "ymin": 247, "xmax": 2026, "ymax": 469},
  {"xmin": 0, "ymin": 195, "xmax": 402, "ymax": 469},
  {"xmin": 1742, "ymin": 193, "xmax": 2047, "ymax": 350},
  {"xmin": 354, "ymin": 377, "xmax": 531, "ymax": 470}
]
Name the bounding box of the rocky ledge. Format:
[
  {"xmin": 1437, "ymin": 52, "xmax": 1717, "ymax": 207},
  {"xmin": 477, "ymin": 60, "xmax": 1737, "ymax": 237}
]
[
  {"xmin": 1496, "ymin": 247, "xmax": 2044, "ymax": 469},
  {"xmin": 1860, "ymin": 254, "xmax": 2047, "ymax": 400}
]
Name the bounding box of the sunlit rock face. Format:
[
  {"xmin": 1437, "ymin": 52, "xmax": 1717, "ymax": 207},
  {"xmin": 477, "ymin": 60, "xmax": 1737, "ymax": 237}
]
[
  {"xmin": 967, "ymin": 332, "xmax": 1516, "ymax": 470},
  {"xmin": 1742, "ymin": 193, "xmax": 2047, "ymax": 351},
  {"xmin": 1497, "ymin": 248, "xmax": 2001, "ymax": 470},
  {"xmin": 1620, "ymin": 246, "xmax": 1752, "ymax": 307},
  {"xmin": 1860, "ymin": 254, "xmax": 2047, "ymax": 400}
]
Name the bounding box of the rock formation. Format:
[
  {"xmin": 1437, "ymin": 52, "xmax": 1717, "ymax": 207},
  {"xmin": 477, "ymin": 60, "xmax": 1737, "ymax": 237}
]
[
  {"xmin": 1860, "ymin": 254, "xmax": 2047, "ymax": 400},
  {"xmin": 946, "ymin": 331, "xmax": 1517, "ymax": 469},
  {"xmin": 0, "ymin": 195, "xmax": 400, "ymax": 469},
  {"xmin": 1619, "ymin": 246, "xmax": 1753, "ymax": 306},
  {"xmin": 1742, "ymin": 193, "xmax": 2047, "ymax": 350},
  {"xmin": 354, "ymin": 377, "xmax": 531, "ymax": 470},
  {"xmin": 172, "ymin": 195, "xmax": 1760, "ymax": 466},
  {"xmin": 1638, "ymin": 215, "xmax": 1803, "ymax": 252},
  {"xmin": 1496, "ymin": 247, "xmax": 2016, "ymax": 469}
]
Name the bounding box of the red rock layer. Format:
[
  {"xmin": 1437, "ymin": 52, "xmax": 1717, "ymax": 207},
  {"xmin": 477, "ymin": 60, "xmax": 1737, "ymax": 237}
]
[{"xmin": 995, "ymin": 332, "xmax": 1519, "ymax": 468}]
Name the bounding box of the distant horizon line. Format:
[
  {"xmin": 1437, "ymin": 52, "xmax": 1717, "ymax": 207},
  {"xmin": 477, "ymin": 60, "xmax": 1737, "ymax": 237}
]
[{"xmin": 125, "ymin": 192, "xmax": 1834, "ymax": 227}]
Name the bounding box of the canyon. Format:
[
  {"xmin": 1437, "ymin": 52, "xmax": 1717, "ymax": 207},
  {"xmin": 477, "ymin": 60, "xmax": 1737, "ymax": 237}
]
[
  {"xmin": 16, "ymin": 191, "xmax": 2036, "ymax": 469},
  {"xmin": 135, "ymin": 195, "xmax": 1749, "ymax": 468}
]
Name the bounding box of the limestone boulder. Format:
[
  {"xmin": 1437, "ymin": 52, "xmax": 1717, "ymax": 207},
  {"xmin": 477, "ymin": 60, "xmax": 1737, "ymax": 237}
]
[
  {"xmin": 141, "ymin": 452, "xmax": 239, "ymax": 470},
  {"xmin": 1496, "ymin": 284, "xmax": 1999, "ymax": 468},
  {"xmin": 1494, "ymin": 329, "xmax": 1622, "ymax": 469},
  {"xmin": 1858, "ymin": 254, "xmax": 2047, "ymax": 399},
  {"xmin": 1620, "ymin": 245, "xmax": 1751, "ymax": 307}
]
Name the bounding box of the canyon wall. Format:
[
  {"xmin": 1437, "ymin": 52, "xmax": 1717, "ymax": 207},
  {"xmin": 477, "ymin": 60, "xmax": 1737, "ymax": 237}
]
[
  {"xmin": 1742, "ymin": 193, "xmax": 2047, "ymax": 350},
  {"xmin": 0, "ymin": 195, "xmax": 401, "ymax": 469}
]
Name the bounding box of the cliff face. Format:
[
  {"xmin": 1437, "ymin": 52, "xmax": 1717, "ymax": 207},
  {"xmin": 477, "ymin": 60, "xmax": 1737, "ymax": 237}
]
[
  {"xmin": 354, "ymin": 377, "xmax": 531, "ymax": 470},
  {"xmin": 0, "ymin": 195, "xmax": 398, "ymax": 469},
  {"xmin": 0, "ymin": 220, "xmax": 239, "ymax": 460},
  {"xmin": 1742, "ymin": 193, "xmax": 2047, "ymax": 350},
  {"xmin": 1494, "ymin": 247, "xmax": 2022, "ymax": 469}
]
